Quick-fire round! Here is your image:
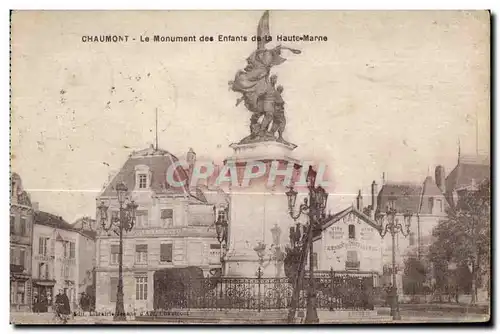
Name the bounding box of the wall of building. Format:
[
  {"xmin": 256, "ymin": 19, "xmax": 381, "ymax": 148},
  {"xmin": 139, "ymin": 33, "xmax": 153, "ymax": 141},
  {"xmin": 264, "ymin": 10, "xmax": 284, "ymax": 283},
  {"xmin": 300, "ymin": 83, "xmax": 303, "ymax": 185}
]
[
  {"xmin": 10, "ymin": 203, "xmax": 33, "ymax": 311},
  {"xmin": 316, "ymin": 216, "xmax": 383, "ymax": 273},
  {"xmin": 77, "ymin": 233, "xmax": 96, "ymax": 307},
  {"xmin": 32, "ymin": 224, "xmax": 79, "ymax": 309}
]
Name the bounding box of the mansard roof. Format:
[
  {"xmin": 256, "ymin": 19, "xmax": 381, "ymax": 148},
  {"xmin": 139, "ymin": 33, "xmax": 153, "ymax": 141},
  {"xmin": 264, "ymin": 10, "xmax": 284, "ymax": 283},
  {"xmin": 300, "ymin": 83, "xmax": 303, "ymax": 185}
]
[
  {"xmin": 445, "ymin": 155, "xmax": 490, "ymax": 193},
  {"xmin": 376, "ymin": 176, "xmax": 447, "ymax": 215},
  {"xmin": 100, "ymin": 146, "xmax": 196, "ymax": 200}
]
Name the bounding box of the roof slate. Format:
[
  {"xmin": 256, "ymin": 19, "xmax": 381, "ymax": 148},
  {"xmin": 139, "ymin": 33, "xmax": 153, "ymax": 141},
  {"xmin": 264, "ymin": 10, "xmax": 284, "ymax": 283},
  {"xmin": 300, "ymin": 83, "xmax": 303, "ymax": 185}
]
[{"xmin": 100, "ymin": 147, "xmax": 191, "ymax": 197}]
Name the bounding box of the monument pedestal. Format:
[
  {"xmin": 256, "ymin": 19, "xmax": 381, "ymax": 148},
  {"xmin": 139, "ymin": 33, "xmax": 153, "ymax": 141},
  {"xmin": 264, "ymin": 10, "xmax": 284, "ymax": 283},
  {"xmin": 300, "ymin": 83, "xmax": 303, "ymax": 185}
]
[{"xmin": 223, "ymin": 140, "xmax": 302, "ymax": 278}]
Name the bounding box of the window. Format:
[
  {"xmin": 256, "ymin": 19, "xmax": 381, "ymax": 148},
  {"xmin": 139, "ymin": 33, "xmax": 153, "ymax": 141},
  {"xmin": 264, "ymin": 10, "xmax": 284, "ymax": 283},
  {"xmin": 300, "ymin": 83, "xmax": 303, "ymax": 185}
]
[
  {"xmin": 348, "ymin": 225, "xmax": 356, "ymax": 239},
  {"xmin": 69, "ymin": 242, "xmax": 75, "ymax": 259},
  {"xmin": 63, "ymin": 242, "xmax": 70, "ymax": 258},
  {"xmin": 436, "ymin": 199, "xmax": 443, "ymax": 212},
  {"xmin": 20, "ymin": 217, "xmax": 27, "ymax": 236},
  {"xmin": 347, "ymin": 250, "xmax": 358, "ymax": 263},
  {"xmin": 136, "ymin": 210, "xmax": 148, "ymax": 228},
  {"xmin": 409, "ymin": 232, "xmax": 416, "ymax": 246},
  {"xmin": 161, "ymin": 209, "xmax": 174, "ymax": 227},
  {"xmin": 110, "ymin": 245, "xmax": 119, "ymax": 265},
  {"xmin": 38, "ymin": 262, "xmax": 49, "ymax": 279},
  {"xmin": 312, "ymin": 252, "xmax": 318, "ymax": 270},
  {"xmin": 217, "ymin": 209, "xmax": 226, "ymax": 222},
  {"xmin": 428, "ymin": 197, "xmax": 434, "ymax": 212},
  {"xmin": 210, "ymin": 244, "xmax": 221, "ymax": 250},
  {"xmin": 39, "ymin": 237, "xmax": 48, "ymax": 256},
  {"xmin": 135, "ymin": 276, "xmax": 148, "ymax": 301},
  {"xmin": 17, "ymin": 281, "xmax": 25, "ymax": 304},
  {"xmin": 19, "ymin": 249, "xmax": 25, "ymax": 268},
  {"xmin": 135, "ymin": 244, "xmax": 148, "ymax": 264},
  {"xmin": 10, "ymin": 248, "xmax": 15, "ymax": 264},
  {"xmin": 160, "ymin": 243, "xmax": 173, "ymax": 262},
  {"xmin": 110, "ymin": 277, "xmax": 118, "ymax": 302},
  {"xmin": 10, "ymin": 216, "xmax": 15, "ymax": 235},
  {"xmin": 138, "ymin": 174, "xmax": 147, "ymax": 189}
]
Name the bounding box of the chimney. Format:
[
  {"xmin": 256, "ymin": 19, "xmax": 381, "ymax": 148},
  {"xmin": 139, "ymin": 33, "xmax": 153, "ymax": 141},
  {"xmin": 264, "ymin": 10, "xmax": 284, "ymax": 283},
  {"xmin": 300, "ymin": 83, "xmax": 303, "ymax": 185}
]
[
  {"xmin": 186, "ymin": 148, "xmax": 196, "ymax": 186},
  {"xmin": 371, "ymin": 180, "xmax": 378, "ymax": 217},
  {"xmin": 435, "ymin": 165, "xmax": 446, "ymax": 193},
  {"xmin": 356, "ymin": 189, "xmax": 363, "ymax": 211},
  {"xmin": 32, "ymin": 201, "xmax": 39, "ymax": 212},
  {"xmin": 382, "ymin": 172, "xmax": 386, "ymax": 185}
]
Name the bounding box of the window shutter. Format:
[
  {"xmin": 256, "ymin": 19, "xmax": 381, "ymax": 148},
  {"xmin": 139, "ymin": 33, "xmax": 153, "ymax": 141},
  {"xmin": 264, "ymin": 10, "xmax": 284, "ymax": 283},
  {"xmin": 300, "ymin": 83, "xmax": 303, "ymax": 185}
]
[
  {"xmin": 110, "ymin": 277, "xmax": 118, "ymax": 302},
  {"xmin": 348, "ymin": 225, "xmax": 356, "ymax": 239},
  {"xmin": 70, "ymin": 242, "xmax": 75, "ymax": 259},
  {"xmin": 38, "ymin": 237, "xmax": 43, "ymax": 255},
  {"xmin": 160, "ymin": 244, "xmax": 173, "ymax": 262},
  {"xmin": 312, "ymin": 252, "xmax": 318, "ymax": 269},
  {"xmin": 50, "ymin": 239, "xmax": 55, "ymax": 257},
  {"xmin": 20, "ymin": 249, "xmax": 25, "ymax": 267}
]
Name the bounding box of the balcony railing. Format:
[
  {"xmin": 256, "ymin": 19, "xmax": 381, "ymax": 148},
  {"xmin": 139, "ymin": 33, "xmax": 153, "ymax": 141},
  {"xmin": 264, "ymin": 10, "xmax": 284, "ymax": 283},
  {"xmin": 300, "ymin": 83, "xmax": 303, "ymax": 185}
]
[{"xmin": 345, "ymin": 261, "xmax": 360, "ymax": 271}]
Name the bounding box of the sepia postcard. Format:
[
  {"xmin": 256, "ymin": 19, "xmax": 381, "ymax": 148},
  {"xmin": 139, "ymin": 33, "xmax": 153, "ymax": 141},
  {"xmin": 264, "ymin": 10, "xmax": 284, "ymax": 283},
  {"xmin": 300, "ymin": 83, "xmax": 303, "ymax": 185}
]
[{"xmin": 9, "ymin": 10, "xmax": 491, "ymax": 325}]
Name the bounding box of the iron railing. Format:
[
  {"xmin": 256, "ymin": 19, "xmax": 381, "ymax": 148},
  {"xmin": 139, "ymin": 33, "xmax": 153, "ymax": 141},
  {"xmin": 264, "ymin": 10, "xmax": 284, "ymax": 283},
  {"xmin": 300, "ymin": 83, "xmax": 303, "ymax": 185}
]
[{"xmin": 154, "ymin": 271, "xmax": 376, "ymax": 312}]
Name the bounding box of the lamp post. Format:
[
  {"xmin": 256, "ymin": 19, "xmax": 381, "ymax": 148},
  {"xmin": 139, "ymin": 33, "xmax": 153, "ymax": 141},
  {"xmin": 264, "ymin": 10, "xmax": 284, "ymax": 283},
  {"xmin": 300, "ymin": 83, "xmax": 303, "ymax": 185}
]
[
  {"xmin": 375, "ymin": 202, "xmax": 412, "ymax": 321},
  {"xmin": 97, "ymin": 181, "xmax": 138, "ymax": 322},
  {"xmin": 285, "ymin": 166, "xmax": 328, "ymax": 324},
  {"xmin": 214, "ymin": 206, "xmax": 228, "ymax": 266}
]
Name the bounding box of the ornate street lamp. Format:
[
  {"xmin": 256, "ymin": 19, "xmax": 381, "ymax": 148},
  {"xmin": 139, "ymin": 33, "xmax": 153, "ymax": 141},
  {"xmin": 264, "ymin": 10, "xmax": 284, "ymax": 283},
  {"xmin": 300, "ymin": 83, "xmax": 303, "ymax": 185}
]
[
  {"xmin": 214, "ymin": 206, "xmax": 228, "ymax": 264},
  {"xmin": 375, "ymin": 201, "xmax": 412, "ymax": 321},
  {"xmin": 285, "ymin": 166, "xmax": 329, "ymax": 324},
  {"xmin": 97, "ymin": 181, "xmax": 138, "ymax": 322}
]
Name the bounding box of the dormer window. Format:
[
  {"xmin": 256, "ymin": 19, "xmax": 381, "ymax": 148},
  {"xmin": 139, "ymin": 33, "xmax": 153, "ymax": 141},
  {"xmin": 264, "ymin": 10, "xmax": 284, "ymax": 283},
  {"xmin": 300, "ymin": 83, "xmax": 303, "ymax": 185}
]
[
  {"xmin": 134, "ymin": 165, "xmax": 151, "ymax": 190},
  {"xmin": 138, "ymin": 174, "xmax": 147, "ymax": 189}
]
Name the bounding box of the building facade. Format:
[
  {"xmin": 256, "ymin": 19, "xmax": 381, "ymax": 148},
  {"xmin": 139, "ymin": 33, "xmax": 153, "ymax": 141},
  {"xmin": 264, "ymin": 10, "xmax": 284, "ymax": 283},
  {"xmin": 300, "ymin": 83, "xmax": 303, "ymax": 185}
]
[
  {"xmin": 32, "ymin": 211, "xmax": 96, "ymax": 312},
  {"xmin": 95, "ymin": 146, "xmax": 227, "ymax": 312},
  {"xmin": 313, "ymin": 205, "xmax": 383, "ymax": 275},
  {"xmin": 10, "ymin": 173, "xmax": 34, "ymax": 311},
  {"xmin": 72, "ymin": 217, "xmax": 97, "ymax": 305}
]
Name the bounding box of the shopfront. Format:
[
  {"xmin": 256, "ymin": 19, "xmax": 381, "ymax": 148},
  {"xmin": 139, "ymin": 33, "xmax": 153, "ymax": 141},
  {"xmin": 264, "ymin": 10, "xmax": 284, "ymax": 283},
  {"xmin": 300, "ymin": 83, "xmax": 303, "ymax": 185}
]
[{"xmin": 32, "ymin": 279, "xmax": 56, "ymax": 312}]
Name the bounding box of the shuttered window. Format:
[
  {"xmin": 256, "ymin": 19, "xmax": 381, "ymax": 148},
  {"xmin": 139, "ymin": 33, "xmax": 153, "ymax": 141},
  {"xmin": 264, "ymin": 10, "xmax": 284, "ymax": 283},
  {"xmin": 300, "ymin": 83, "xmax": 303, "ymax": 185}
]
[
  {"xmin": 110, "ymin": 245, "xmax": 119, "ymax": 264},
  {"xmin": 10, "ymin": 216, "xmax": 15, "ymax": 235},
  {"xmin": 160, "ymin": 243, "xmax": 173, "ymax": 262},
  {"xmin": 161, "ymin": 209, "xmax": 174, "ymax": 227},
  {"xmin": 312, "ymin": 252, "xmax": 318, "ymax": 270},
  {"xmin": 20, "ymin": 217, "xmax": 26, "ymax": 236},
  {"xmin": 135, "ymin": 244, "xmax": 148, "ymax": 264},
  {"xmin": 348, "ymin": 225, "xmax": 356, "ymax": 239}
]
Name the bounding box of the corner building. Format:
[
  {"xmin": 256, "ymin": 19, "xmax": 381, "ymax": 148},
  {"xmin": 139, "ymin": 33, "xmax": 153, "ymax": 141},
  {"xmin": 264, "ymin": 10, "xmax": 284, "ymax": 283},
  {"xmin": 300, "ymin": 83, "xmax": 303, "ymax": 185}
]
[{"xmin": 95, "ymin": 146, "xmax": 225, "ymax": 312}]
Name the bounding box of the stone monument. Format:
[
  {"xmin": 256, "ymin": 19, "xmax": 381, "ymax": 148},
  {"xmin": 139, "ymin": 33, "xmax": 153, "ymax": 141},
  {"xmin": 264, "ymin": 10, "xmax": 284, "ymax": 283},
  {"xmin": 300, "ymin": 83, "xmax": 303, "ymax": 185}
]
[{"xmin": 223, "ymin": 11, "xmax": 305, "ymax": 278}]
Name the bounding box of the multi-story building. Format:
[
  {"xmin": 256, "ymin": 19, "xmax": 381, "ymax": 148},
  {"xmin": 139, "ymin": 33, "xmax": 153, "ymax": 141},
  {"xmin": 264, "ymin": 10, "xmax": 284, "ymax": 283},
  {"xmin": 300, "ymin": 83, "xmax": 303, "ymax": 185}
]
[
  {"xmin": 33, "ymin": 211, "xmax": 96, "ymax": 312},
  {"xmin": 95, "ymin": 146, "xmax": 227, "ymax": 312},
  {"xmin": 72, "ymin": 217, "xmax": 97, "ymax": 302},
  {"xmin": 10, "ymin": 173, "xmax": 34, "ymax": 311}
]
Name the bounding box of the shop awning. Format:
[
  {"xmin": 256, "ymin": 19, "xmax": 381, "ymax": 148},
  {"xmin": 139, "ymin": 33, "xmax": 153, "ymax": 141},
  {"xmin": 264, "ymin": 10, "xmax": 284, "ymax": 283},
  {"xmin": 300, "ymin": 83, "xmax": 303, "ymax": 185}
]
[{"xmin": 33, "ymin": 279, "xmax": 56, "ymax": 286}]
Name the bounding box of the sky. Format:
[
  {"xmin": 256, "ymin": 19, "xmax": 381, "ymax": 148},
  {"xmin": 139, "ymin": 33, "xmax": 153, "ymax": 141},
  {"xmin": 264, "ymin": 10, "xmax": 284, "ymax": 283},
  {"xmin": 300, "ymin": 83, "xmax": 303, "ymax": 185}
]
[{"xmin": 10, "ymin": 10, "xmax": 490, "ymax": 223}]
